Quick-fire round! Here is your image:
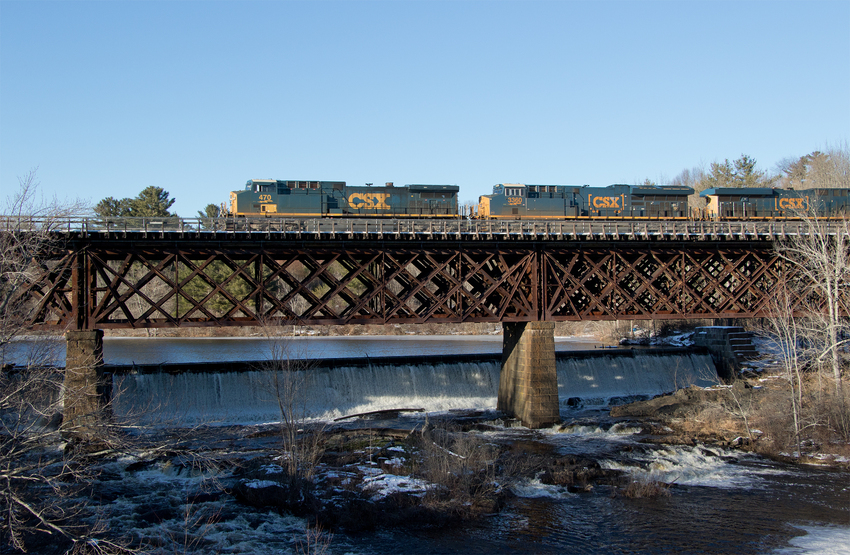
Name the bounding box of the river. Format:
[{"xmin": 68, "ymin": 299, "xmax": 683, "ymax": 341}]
[
  {"xmin": 4, "ymin": 334, "xmax": 603, "ymax": 366},
  {"xmin": 7, "ymin": 335, "xmax": 850, "ymax": 554}
]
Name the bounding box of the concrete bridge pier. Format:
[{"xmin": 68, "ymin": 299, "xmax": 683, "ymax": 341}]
[
  {"xmin": 498, "ymin": 322, "xmax": 560, "ymax": 429},
  {"xmin": 63, "ymin": 330, "xmax": 110, "ymax": 436}
]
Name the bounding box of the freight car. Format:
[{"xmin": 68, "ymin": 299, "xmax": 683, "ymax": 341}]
[
  {"xmin": 700, "ymin": 187, "xmax": 850, "ymax": 219},
  {"xmin": 477, "ymin": 183, "xmax": 694, "ymax": 219},
  {"xmin": 228, "ymin": 179, "xmax": 460, "ymax": 218}
]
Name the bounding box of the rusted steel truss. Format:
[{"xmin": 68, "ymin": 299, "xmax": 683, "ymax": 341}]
[{"xmin": 17, "ymin": 241, "xmax": 805, "ymax": 330}]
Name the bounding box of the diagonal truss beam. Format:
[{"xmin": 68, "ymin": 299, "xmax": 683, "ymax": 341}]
[{"xmin": 17, "ymin": 239, "xmax": 815, "ymax": 330}]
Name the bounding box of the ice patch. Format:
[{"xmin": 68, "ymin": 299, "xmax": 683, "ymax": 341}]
[
  {"xmin": 245, "ymin": 479, "xmax": 280, "ymax": 489},
  {"xmin": 260, "ymin": 464, "xmax": 284, "ymax": 475},
  {"xmin": 361, "ymin": 473, "xmax": 432, "ymax": 499},
  {"xmin": 772, "ymin": 525, "xmax": 850, "ymax": 554}
]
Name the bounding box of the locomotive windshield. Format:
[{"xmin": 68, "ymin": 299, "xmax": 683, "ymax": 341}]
[{"xmin": 246, "ymin": 179, "xmax": 276, "ymax": 193}]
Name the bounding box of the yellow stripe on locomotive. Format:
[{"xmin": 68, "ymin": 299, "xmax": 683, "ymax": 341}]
[{"xmin": 228, "ymin": 179, "xmax": 460, "ymax": 218}]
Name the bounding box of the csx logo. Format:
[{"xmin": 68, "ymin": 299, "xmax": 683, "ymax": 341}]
[
  {"xmin": 592, "ymin": 196, "xmax": 621, "ymax": 209},
  {"xmin": 348, "ymin": 193, "xmax": 390, "ymax": 210},
  {"xmin": 778, "ymin": 197, "xmax": 807, "ymax": 210}
]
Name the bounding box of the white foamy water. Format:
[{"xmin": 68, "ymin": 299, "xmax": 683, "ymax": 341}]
[
  {"xmin": 115, "ymin": 350, "xmax": 717, "ymax": 425},
  {"xmin": 600, "ymin": 444, "xmax": 788, "ymax": 488},
  {"xmin": 115, "ymin": 361, "xmax": 502, "ymax": 424},
  {"xmin": 557, "ymin": 351, "xmax": 718, "ymax": 405}
]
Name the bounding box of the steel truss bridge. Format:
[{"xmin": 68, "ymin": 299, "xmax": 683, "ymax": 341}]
[{"xmin": 8, "ymin": 217, "xmax": 843, "ymax": 331}]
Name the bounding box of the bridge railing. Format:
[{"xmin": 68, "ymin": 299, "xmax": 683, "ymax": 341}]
[{"xmin": 1, "ymin": 215, "xmax": 848, "ymax": 240}]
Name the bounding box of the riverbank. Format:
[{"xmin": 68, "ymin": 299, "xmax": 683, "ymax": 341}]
[
  {"xmin": 39, "ymin": 401, "xmax": 849, "ymax": 554},
  {"xmin": 611, "ymin": 373, "xmax": 850, "ymax": 468}
]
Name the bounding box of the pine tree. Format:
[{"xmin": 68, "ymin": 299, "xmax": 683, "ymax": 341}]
[
  {"xmin": 130, "ymin": 186, "xmax": 176, "ymax": 217},
  {"xmin": 93, "ymin": 187, "xmax": 177, "ymax": 218}
]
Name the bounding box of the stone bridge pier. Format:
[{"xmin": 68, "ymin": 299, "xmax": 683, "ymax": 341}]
[
  {"xmin": 498, "ymin": 322, "xmax": 561, "ymax": 428},
  {"xmin": 64, "ymin": 330, "xmax": 109, "ymax": 436}
]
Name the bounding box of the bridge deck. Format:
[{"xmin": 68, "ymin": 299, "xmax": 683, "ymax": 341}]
[
  {"xmin": 5, "ymin": 216, "xmax": 843, "ymax": 331},
  {"xmin": 4, "ymin": 216, "xmax": 847, "ymax": 242}
]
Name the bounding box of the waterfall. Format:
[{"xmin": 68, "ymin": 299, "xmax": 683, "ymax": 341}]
[
  {"xmin": 114, "ymin": 361, "xmax": 501, "ymax": 425},
  {"xmin": 114, "ymin": 351, "xmax": 717, "ymax": 425},
  {"xmin": 557, "ymin": 351, "xmax": 718, "ymax": 407}
]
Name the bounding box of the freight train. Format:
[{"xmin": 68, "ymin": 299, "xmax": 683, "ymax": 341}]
[
  {"xmin": 699, "ymin": 187, "xmax": 850, "ymax": 219},
  {"xmin": 226, "ymin": 178, "xmax": 850, "ymax": 220},
  {"xmin": 228, "ymin": 179, "xmax": 459, "ymax": 218},
  {"xmin": 477, "ymin": 183, "xmax": 693, "ymax": 219}
]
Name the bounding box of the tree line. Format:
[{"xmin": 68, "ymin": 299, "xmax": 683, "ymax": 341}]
[
  {"xmin": 657, "ymin": 147, "xmax": 848, "ymax": 192},
  {"xmin": 93, "ymin": 146, "xmax": 849, "ymax": 221},
  {"xmin": 94, "ymin": 186, "xmax": 219, "ymax": 220}
]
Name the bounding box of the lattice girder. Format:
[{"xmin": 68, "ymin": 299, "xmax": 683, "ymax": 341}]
[{"xmin": 14, "ymin": 239, "xmax": 812, "ymax": 330}]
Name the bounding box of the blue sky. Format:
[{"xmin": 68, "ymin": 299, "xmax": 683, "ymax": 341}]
[{"xmin": 2, "ymin": 1, "xmax": 848, "ymax": 216}]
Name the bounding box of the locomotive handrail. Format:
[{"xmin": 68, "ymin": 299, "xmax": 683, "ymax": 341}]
[{"xmin": 1, "ymin": 215, "xmax": 849, "ymax": 241}]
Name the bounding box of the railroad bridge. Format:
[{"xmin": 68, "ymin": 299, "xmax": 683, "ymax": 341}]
[{"xmin": 7, "ymin": 217, "xmax": 839, "ymax": 428}]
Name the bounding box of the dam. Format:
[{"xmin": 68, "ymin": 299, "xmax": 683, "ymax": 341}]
[{"xmin": 112, "ymin": 347, "xmax": 718, "ymax": 425}]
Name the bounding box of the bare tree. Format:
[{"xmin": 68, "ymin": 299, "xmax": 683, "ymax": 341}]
[
  {"xmin": 776, "ymin": 143, "xmax": 850, "ymax": 191},
  {"xmin": 0, "ymin": 169, "xmax": 87, "ymax": 357},
  {"xmin": 775, "ymin": 207, "xmax": 850, "ymax": 392},
  {"xmin": 760, "ymin": 284, "xmax": 808, "ymax": 454},
  {"xmin": 258, "ymin": 320, "xmax": 325, "ymax": 484},
  {"xmin": 0, "ymin": 171, "xmax": 133, "ymax": 553}
]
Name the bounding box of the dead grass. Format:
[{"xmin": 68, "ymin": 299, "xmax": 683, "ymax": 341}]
[
  {"xmin": 407, "ymin": 421, "xmax": 502, "ymax": 517},
  {"xmin": 614, "ymin": 476, "xmax": 672, "ymax": 499}
]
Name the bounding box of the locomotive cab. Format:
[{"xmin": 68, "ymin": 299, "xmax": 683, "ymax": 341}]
[
  {"xmin": 229, "ymin": 179, "xmax": 459, "ymax": 218},
  {"xmin": 230, "ymin": 179, "xmax": 347, "ymax": 217}
]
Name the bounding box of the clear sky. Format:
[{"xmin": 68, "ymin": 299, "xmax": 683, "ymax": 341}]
[{"xmin": 1, "ymin": 0, "xmax": 848, "ymax": 216}]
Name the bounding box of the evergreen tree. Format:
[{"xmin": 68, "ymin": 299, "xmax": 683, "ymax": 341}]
[
  {"xmin": 197, "ymin": 203, "xmax": 220, "ymax": 219},
  {"xmin": 131, "ymin": 186, "xmax": 176, "ymax": 217},
  {"xmin": 705, "ymin": 159, "xmax": 736, "ymax": 189},
  {"xmin": 703, "ymin": 154, "xmax": 772, "ymax": 189},
  {"xmin": 93, "ymin": 186, "xmax": 178, "ymax": 218},
  {"xmin": 93, "ymin": 196, "xmax": 131, "ymax": 218}
]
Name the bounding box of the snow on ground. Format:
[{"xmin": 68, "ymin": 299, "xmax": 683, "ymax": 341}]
[{"xmin": 360, "ymin": 472, "xmax": 432, "ymax": 499}]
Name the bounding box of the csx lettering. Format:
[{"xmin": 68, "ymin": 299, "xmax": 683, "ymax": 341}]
[
  {"xmin": 508, "ymin": 197, "xmax": 523, "ymax": 206},
  {"xmin": 778, "ymin": 197, "xmax": 806, "ymax": 210},
  {"xmin": 258, "ymin": 194, "xmax": 273, "ymax": 202},
  {"xmin": 592, "ymin": 196, "xmax": 620, "ymax": 209},
  {"xmin": 348, "ymin": 193, "xmax": 390, "ymax": 210}
]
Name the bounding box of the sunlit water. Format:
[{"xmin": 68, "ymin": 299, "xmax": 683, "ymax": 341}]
[
  {"xmin": 89, "ymin": 418, "xmax": 850, "ymax": 555},
  {"xmin": 4, "ymin": 334, "xmax": 603, "ymax": 366},
  {"xmin": 8, "ymin": 336, "xmax": 849, "ymax": 553}
]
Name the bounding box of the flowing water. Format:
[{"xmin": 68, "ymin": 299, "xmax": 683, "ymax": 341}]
[
  {"xmin": 89, "ymin": 416, "xmax": 850, "ymax": 555},
  {"xmin": 8, "ymin": 336, "xmax": 850, "ymax": 553},
  {"xmin": 4, "ymin": 334, "xmax": 602, "ymax": 366},
  {"xmin": 114, "ymin": 349, "xmax": 718, "ymax": 425}
]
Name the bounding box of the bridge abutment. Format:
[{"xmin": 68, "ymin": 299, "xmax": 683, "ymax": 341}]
[
  {"xmin": 498, "ymin": 322, "xmax": 560, "ymax": 429},
  {"xmin": 63, "ymin": 330, "xmax": 110, "ymax": 436}
]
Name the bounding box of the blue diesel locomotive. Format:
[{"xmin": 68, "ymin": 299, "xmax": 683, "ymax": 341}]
[
  {"xmin": 700, "ymin": 187, "xmax": 850, "ymax": 219},
  {"xmin": 477, "ymin": 183, "xmax": 694, "ymax": 219},
  {"xmin": 228, "ymin": 179, "xmax": 460, "ymax": 218},
  {"xmin": 227, "ymin": 178, "xmax": 850, "ymax": 221}
]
